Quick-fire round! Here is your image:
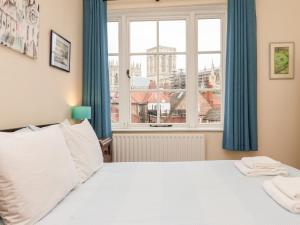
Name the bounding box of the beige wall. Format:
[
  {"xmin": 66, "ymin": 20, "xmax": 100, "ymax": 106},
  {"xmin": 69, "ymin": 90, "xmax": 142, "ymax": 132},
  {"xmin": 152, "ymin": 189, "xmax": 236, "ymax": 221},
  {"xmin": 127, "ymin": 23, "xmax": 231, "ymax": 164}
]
[
  {"xmin": 1, "ymin": 0, "xmax": 299, "ymax": 168},
  {"xmin": 0, "ymin": 0, "xmax": 83, "ymax": 130},
  {"xmin": 256, "ymin": 0, "xmax": 300, "ymax": 168},
  {"xmin": 110, "ymin": 0, "xmax": 300, "ymax": 168}
]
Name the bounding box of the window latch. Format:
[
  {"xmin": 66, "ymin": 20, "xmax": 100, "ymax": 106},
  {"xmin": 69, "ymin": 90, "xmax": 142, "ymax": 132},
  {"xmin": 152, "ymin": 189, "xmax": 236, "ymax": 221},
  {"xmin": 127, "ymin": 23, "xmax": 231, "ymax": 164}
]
[
  {"xmin": 150, "ymin": 124, "xmax": 173, "ymax": 128},
  {"xmin": 126, "ymin": 69, "xmax": 131, "ymax": 79}
]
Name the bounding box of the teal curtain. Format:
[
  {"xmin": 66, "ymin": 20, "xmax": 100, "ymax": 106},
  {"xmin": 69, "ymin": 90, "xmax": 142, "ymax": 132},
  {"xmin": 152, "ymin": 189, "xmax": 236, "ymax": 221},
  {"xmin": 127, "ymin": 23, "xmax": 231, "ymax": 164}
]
[
  {"xmin": 223, "ymin": 0, "xmax": 257, "ymax": 151},
  {"xmin": 83, "ymin": 0, "xmax": 112, "ymax": 138}
]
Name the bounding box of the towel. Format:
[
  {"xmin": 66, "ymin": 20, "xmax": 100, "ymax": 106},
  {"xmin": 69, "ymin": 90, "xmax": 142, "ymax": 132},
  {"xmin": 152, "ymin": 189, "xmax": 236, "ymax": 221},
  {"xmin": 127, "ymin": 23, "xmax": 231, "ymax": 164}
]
[
  {"xmin": 241, "ymin": 156, "xmax": 282, "ymax": 170},
  {"xmin": 263, "ymin": 180, "xmax": 300, "ymax": 213},
  {"xmin": 234, "ymin": 161, "xmax": 288, "ymax": 177},
  {"xmin": 272, "ymin": 176, "xmax": 300, "ymax": 200}
]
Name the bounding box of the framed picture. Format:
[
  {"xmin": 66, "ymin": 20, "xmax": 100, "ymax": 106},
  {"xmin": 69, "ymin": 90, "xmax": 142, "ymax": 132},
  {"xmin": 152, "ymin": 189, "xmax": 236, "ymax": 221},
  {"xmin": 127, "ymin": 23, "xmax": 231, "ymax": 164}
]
[
  {"xmin": 270, "ymin": 42, "xmax": 294, "ymax": 79},
  {"xmin": 50, "ymin": 30, "xmax": 71, "ymax": 72},
  {"xmin": 0, "ymin": 0, "xmax": 40, "ymax": 59}
]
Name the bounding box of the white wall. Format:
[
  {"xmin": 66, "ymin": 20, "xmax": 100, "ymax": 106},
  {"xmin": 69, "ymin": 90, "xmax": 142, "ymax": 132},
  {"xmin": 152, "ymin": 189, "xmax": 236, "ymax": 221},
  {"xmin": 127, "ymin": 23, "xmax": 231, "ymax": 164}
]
[
  {"xmin": 0, "ymin": 0, "xmax": 83, "ymax": 129},
  {"xmin": 109, "ymin": 0, "xmax": 300, "ymax": 168}
]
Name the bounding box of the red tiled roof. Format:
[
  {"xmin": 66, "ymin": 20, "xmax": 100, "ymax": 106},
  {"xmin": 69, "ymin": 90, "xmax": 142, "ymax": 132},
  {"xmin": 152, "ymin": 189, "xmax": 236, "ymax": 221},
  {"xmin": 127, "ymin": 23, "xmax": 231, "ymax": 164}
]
[
  {"xmin": 198, "ymin": 93, "xmax": 212, "ymax": 116},
  {"xmin": 131, "ymin": 92, "xmax": 170, "ymax": 104},
  {"xmin": 117, "ymin": 90, "xmax": 221, "ymax": 123}
]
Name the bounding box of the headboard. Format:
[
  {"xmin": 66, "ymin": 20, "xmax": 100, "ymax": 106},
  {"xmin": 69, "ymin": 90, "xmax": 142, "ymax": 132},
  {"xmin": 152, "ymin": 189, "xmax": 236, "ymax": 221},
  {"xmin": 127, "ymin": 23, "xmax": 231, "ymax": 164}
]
[{"xmin": 0, "ymin": 124, "xmax": 57, "ymax": 133}]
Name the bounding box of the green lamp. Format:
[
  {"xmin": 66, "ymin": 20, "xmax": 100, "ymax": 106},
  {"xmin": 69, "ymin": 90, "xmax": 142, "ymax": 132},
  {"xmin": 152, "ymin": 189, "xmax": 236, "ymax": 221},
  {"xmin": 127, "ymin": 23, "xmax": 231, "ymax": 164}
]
[{"xmin": 71, "ymin": 106, "xmax": 91, "ymax": 121}]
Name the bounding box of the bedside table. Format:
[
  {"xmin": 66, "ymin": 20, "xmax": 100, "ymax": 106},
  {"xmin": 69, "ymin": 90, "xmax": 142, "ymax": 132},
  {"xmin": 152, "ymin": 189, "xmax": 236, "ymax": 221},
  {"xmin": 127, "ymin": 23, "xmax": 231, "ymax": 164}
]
[{"xmin": 99, "ymin": 137, "xmax": 112, "ymax": 163}]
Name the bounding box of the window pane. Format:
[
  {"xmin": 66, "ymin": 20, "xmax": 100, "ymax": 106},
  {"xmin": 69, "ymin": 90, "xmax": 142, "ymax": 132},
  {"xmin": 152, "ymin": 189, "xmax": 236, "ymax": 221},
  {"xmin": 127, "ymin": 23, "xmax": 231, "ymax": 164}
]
[
  {"xmin": 159, "ymin": 55, "xmax": 186, "ymax": 89},
  {"xmin": 160, "ymin": 91, "xmax": 186, "ymax": 123},
  {"xmin": 111, "ymin": 91, "xmax": 119, "ymax": 123},
  {"xmin": 198, "ymin": 54, "xmax": 221, "ymax": 89},
  {"xmin": 109, "ymin": 56, "xmax": 119, "ymax": 89},
  {"xmin": 131, "ymin": 91, "xmax": 158, "ymax": 123},
  {"xmin": 130, "ymin": 55, "xmax": 157, "ymax": 89},
  {"xmin": 107, "ymin": 22, "xmax": 119, "ymax": 54},
  {"xmin": 159, "ymin": 20, "xmax": 186, "ymax": 52},
  {"xmin": 198, "ymin": 90, "xmax": 221, "ymax": 124},
  {"xmin": 130, "ymin": 21, "xmax": 156, "ymax": 53},
  {"xmin": 198, "ymin": 19, "xmax": 221, "ymax": 51}
]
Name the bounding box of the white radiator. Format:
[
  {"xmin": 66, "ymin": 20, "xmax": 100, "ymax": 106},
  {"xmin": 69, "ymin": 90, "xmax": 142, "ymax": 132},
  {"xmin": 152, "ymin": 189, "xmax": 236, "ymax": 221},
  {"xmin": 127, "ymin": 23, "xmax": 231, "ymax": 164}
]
[{"xmin": 112, "ymin": 134, "xmax": 205, "ymax": 162}]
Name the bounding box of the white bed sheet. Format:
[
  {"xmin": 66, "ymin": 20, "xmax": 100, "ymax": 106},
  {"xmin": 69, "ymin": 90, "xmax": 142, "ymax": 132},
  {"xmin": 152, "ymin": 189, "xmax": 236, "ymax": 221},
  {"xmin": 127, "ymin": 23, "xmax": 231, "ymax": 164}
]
[{"xmin": 11, "ymin": 161, "xmax": 300, "ymax": 225}]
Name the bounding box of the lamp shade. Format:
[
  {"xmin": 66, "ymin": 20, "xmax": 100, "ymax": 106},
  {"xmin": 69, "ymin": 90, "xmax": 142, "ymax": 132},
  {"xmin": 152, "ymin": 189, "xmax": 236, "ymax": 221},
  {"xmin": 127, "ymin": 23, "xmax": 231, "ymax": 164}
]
[{"xmin": 72, "ymin": 106, "xmax": 91, "ymax": 120}]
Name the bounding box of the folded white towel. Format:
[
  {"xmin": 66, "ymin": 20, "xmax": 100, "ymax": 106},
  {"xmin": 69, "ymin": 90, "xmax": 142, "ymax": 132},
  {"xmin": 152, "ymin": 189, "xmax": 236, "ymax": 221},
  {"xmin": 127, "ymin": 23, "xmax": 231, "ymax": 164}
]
[
  {"xmin": 234, "ymin": 161, "xmax": 288, "ymax": 177},
  {"xmin": 263, "ymin": 180, "xmax": 300, "ymax": 213},
  {"xmin": 241, "ymin": 156, "xmax": 282, "ymax": 169},
  {"xmin": 272, "ymin": 176, "xmax": 300, "ymax": 200}
]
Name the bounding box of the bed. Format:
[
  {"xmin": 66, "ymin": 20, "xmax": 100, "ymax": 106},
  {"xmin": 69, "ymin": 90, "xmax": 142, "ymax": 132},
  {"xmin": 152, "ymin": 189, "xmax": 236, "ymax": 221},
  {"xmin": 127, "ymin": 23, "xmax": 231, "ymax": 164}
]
[{"xmin": 10, "ymin": 160, "xmax": 296, "ymax": 225}]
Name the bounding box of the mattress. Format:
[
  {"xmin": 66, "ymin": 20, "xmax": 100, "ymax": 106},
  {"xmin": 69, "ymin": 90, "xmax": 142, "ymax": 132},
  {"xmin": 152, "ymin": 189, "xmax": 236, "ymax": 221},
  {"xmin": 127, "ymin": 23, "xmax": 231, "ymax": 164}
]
[{"xmin": 4, "ymin": 161, "xmax": 300, "ymax": 225}]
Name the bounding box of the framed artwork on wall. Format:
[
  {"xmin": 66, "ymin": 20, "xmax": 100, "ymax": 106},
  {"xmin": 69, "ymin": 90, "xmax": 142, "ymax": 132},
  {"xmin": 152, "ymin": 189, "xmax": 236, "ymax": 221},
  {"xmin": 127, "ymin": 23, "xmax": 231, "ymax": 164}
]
[
  {"xmin": 270, "ymin": 42, "xmax": 294, "ymax": 80},
  {"xmin": 0, "ymin": 0, "xmax": 40, "ymax": 59},
  {"xmin": 50, "ymin": 30, "xmax": 71, "ymax": 72}
]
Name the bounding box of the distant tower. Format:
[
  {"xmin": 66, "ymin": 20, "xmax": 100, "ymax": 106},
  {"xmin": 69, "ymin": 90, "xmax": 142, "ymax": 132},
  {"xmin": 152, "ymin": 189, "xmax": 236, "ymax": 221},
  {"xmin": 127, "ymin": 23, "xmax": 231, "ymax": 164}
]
[
  {"xmin": 130, "ymin": 62, "xmax": 142, "ymax": 77},
  {"xmin": 208, "ymin": 60, "xmax": 217, "ymax": 88},
  {"xmin": 146, "ymin": 46, "xmax": 176, "ymax": 87},
  {"xmin": 108, "ymin": 59, "xmax": 120, "ymax": 88}
]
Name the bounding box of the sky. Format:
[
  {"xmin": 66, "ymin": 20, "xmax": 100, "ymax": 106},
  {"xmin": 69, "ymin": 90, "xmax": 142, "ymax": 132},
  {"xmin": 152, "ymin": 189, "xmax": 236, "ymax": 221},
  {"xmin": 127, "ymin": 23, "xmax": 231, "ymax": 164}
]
[{"xmin": 108, "ymin": 19, "xmax": 221, "ymax": 76}]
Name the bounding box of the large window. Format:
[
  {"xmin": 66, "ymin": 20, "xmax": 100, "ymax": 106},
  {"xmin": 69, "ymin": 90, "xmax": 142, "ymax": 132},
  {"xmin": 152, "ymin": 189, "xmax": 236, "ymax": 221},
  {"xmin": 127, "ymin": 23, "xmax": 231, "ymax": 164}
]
[{"xmin": 108, "ymin": 6, "xmax": 225, "ymax": 130}]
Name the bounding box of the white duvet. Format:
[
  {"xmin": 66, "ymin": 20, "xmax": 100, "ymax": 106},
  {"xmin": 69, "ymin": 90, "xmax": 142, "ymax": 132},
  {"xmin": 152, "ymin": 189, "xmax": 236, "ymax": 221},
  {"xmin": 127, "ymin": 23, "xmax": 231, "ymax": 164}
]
[{"xmin": 24, "ymin": 161, "xmax": 300, "ymax": 225}]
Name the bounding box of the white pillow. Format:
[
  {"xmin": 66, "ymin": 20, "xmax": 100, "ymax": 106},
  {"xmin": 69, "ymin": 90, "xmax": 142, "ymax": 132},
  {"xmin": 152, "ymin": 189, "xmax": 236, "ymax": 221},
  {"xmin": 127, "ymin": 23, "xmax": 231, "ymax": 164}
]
[
  {"xmin": 28, "ymin": 124, "xmax": 41, "ymax": 131},
  {"xmin": 0, "ymin": 126, "xmax": 80, "ymax": 225},
  {"xmin": 13, "ymin": 127, "xmax": 32, "ymax": 133},
  {"xmin": 28, "ymin": 119, "xmax": 71, "ymax": 131},
  {"xmin": 61, "ymin": 119, "xmax": 103, "ymax": 183}
]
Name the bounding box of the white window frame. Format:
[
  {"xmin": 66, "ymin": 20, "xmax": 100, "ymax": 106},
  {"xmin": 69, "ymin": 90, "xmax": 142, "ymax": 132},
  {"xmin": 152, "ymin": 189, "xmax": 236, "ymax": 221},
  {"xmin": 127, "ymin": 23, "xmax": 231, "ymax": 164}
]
[
  {"xmin": 108, "ymin": 19, "xmax": 121, "ymax": 123},
  {"xmin": 108, "ymin": 5, "xmax": 227, "ymax": 131},
  {"xmin": 128, "ymin": 16, "xmax": 188, "ymax": 128}
]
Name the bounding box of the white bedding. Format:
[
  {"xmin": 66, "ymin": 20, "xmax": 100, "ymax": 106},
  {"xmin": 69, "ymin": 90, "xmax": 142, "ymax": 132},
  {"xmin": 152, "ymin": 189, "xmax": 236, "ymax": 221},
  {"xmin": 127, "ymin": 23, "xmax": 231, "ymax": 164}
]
[{"xmin": 4, "ymin": 161, "xmax": 300, "ymax": 225}]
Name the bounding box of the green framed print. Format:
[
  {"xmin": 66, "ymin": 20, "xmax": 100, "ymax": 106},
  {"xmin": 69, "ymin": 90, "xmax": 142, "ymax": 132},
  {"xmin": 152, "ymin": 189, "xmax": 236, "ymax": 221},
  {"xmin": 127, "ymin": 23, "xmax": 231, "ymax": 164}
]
[{"xmin": 270, "ymin": 42, "xmax": 294, "ymax": 79}]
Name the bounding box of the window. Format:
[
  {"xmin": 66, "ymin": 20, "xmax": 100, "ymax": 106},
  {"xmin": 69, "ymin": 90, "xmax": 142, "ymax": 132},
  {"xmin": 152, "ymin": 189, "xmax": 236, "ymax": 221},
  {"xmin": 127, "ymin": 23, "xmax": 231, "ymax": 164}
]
[
  {"xmin": 197, "ymin": 19, "xmax": 222, "ymax": 124},
  {"xmin": 108, "ymin": 6, "xmax": 225, "ymax": 130},
  {"xmin": 130, "ymin": 20, "xmax": 186, "ymax": 124},
  {"xmin": 108, "ymin": 22, "xmax": 120, "ymax": 123}
]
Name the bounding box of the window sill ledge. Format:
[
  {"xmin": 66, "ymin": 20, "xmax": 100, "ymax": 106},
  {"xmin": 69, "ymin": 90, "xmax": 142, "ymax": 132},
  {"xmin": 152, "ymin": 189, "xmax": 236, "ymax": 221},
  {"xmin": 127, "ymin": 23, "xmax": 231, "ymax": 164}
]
[{"xmin": 112, "ymin": 127, "xmax": 223, "ymax": 132}]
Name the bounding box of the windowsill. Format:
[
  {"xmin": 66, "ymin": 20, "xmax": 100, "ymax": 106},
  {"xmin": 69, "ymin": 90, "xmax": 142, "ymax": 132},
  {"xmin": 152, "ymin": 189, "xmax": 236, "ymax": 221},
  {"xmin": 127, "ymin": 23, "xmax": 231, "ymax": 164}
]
[{"xmin": 112, "ymin": 127, "xmax": 223, "ymax": 132}]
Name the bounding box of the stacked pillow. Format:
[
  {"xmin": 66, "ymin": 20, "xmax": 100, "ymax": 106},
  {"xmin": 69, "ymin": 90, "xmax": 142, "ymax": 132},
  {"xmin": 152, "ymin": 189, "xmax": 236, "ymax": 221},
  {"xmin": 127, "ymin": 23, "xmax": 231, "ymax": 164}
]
[
  {"xmin": 60, "ymin": 120, "xmax": 104, "ymax": 183},
  {"xmin": 0, "ymin": 119, "xmax": 104, "ymax": 225},
  {"xmin": 0, "ymin": 126, "xmax": 79, "ymax": 225},
  {"xmin": 29, "ymin": 119, "xmax": 104, "ymax": 183}
]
